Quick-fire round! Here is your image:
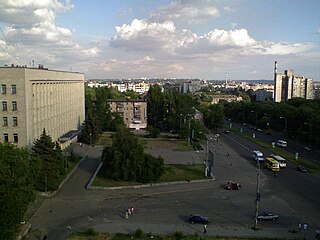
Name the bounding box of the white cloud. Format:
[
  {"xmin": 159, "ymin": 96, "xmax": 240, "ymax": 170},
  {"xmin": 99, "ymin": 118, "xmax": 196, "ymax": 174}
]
[
  {"xmin": 0, "ymin": 0, "xmax": 102, "ymax": 68},
  {"xmin": 248, "ymin": 42, "xmax": 313, "ymax": 55},
  {"xmin": 150, "ymin": 0, "xmax": 220, "ymax": 24},
  {"xmin": 224, "ymin": 6, "xmax": 235, "ymax": 13},
  {"xmin": 82, "ymin": 47, "xmax": 100, "ymax": 57},
  {"xmin": 110, "ymin": 19, "xmax": 196, "ymax": 52},
  {"xmin": 110, "ymin": 19, "xmax": 311, "ymax": 60},
  {"xmin": 0, "ymin": 0, "xmax": 73, "ymax": 25}
]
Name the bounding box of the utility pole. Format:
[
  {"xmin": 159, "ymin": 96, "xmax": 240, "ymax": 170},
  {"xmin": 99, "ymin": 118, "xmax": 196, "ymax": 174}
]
[{"xmin": 253, "ymin": 163, "xmax": 261, "ymax": 229}]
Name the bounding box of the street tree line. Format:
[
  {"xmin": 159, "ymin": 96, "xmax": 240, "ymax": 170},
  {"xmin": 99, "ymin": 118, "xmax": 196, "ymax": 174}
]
[{"xmin": 223, "ymin": 98, "xmax": 320, "ymax": 147}]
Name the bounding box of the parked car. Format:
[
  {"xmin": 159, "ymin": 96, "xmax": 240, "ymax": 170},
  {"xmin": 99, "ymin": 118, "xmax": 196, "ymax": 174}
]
[
  {"xmin": 297, "ymin": 165, "xmax": 308, "ymax": 173},
  {"xmin": 304, "ymin": 146, "xmax": 311, "ymax": 151},
  {"xmin": 225, "ymin": 181, "xmax": 241, "ymax": 190},
  {"xmin": 276, "ymin": 140, "xmax": 287, "ymax": 147},
  {"xmin": 224, "ymin": 129, "xmax": 230, "ymax": 134},
  {"xmin": 257, "ymin": 211, "xmax": 279, "ymax": 221},
  {"xmin": 188, "ymin": 214, "xmax": 210, "ymax": 224}
]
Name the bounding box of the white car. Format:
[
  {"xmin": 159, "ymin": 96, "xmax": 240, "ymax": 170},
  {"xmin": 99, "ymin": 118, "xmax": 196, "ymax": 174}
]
[{"xmin": 276, "ymin": 140, "xmax": 287, "ymax": 147}]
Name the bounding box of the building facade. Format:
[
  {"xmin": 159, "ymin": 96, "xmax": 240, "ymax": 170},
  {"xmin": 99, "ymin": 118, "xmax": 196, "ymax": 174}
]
[
  {"xmin": 273, "ymin": 62, "xmax": 314, "ymax": 102},
  {"xmin": 0, "ymin": 66, "xmax": 85, "ymax": 149},
  {"xmin": 107, "ymin": 98, "xmax": 147, "ymax": 129}
]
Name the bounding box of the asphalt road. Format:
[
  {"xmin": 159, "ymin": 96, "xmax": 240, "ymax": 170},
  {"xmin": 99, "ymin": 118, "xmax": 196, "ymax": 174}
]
[
  {"xmin": 225, "ymin": 120, "xmax": 320, "ymax": 167},
  {"xmin": 28, "ymin": 135, "xmax": 320, "ymax": 240}
]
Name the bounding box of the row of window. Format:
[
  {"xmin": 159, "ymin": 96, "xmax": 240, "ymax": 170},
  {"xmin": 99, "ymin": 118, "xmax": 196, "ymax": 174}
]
[
  {"xmin": 3, "ymin": 117, "xmax": 18, "ymax": 126},
  {"xmin": 3, "ymin": 133, "xmax": 19, "ymax": 143},
  {"xmin": 2, "ymin": 101, "xmax": 17, "ymax": 111},
  {"xmin": 1, "ymin": 84, "xmax": 16, "ymax": 94}
]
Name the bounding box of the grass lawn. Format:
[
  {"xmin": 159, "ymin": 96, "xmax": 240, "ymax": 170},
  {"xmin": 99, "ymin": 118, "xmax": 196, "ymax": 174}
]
[
  {"xmin": 92, "ymin": 164, "xmax": 207, "ymax": 187},
  {"xmin": 95, "ymin": 131, "xmax": 194, "ymax": 151}
]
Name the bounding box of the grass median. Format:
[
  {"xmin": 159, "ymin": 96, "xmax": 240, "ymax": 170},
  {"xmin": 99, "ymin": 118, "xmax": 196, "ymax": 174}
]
[
  {"xmin": 92, "ymin": 164, "xmax": 207, "ymax": 187},
  {"xmin": 227, "ymin": 126, "xmax": 320, "ymax": 173}
]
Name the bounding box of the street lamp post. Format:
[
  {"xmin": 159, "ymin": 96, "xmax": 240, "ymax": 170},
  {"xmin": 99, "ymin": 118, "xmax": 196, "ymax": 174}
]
[
  {"xmin": 264, "ymin": 113, "xmax": 270, "ymax": 132},
  {"xmin": 242, "ymin": 109, "xmax": 246, "ymax": 123},
  {"xmin": 205, "ymin": 137, "xmax": 215, "ymax": 177},
  {"xmin": 280, "ymin": 117, "xmax": 287, "ymax": 134},
  {"xmin": 251, "ymin": 111, "xmax": 257, "ymax": 126},
  {"xmin": 253, "ymin": 163, "xmax": 261, "ymax": 230},
  {"xmin": 304, "ymin": 122, "xmax": 312, "ymax": 148}
]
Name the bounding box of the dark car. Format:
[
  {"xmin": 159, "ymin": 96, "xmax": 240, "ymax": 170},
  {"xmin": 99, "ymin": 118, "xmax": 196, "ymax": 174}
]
[
  {"xmin": 224, "ymin": 129, "xmax": 230, "ymax": 134},
  {"xmin": 225, "ymin": 182, "xmax": 241, "ymax": 190},
  {"xmin": 257, "ymin": 211, "xmax": 279, "ymax": 221},
  {"xmin": 297, "ymin": 165, "xmax": 308, "ymax": 173},
  {"xmin": 188, "ymin": 214, "xmax": 209, "ymax": 224}
]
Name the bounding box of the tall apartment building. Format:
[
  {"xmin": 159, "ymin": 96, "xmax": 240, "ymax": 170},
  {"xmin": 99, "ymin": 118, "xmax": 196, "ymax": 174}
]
[
  {"xmin": 0, "ymin": 66, "xmax": 85, "ymax": 149},
  {"xmin": 273, "ymin": 61, "xmax": 314, "ymax": 102},
  {"xmin": 107, "ymin": 98, "xmax": 147, "ymax": 130}
]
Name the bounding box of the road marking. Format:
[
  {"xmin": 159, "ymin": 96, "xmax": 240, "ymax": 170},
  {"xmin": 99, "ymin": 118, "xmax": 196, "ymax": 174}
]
[{"xmin": 224, "ymin": 134, "xmax": 252, "ymax": 152}]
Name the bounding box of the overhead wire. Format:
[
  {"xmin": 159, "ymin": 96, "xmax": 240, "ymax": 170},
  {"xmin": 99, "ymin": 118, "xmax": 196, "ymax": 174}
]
[{"xmin": 0, "ymin": 26, "xmax": 18, "ymax": 64}]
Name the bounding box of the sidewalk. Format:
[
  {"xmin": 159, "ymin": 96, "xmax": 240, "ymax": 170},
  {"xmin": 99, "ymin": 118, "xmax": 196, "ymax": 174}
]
[{"xmin": 93, "ymin": 222, "xmax": 310, "ymax": 239}]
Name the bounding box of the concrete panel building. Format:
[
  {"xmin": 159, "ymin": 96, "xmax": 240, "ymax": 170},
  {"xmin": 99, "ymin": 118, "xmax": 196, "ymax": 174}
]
[
  {"xmin": 107, "ymin": 98, "xmax": 147, "ymax": 130},
  {"xmin": 0, "ymin": 66, "xmax": 85, "ymax": 149},
  {"xmin": 273, "ymin": 62, "xmax": 314, "ymax": 102}
]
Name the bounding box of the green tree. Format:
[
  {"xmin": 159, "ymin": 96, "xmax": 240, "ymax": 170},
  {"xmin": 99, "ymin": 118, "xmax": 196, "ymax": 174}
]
[
  {"xmin": 147, "ymin": 85, "xmax": 166, "ymax": 128},
  {"xmin": 203, "ymin": 104, "xmax": 224, "ymax": 131},
  {"xmin": 102, "ymin": 127, "xmax": 164, "ymax": 182},
  {"xmin": 0, "ymin": 143, "xmax": 36, "ymax": 240},
  {"xmin": 32, "ymin": 129, "xmax": 61, "ymax": 191}
]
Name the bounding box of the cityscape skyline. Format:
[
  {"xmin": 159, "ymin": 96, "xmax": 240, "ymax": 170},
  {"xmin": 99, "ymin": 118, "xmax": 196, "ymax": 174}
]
[{"xmin": 0, "ymin": 0, "xmax": 319, "ymax": 80}]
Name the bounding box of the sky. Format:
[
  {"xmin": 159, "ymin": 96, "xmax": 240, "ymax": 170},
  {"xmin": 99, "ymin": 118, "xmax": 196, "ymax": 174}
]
[{"xmin": 0, "ymin": 0, "xmax": 319, "ymax": 80}]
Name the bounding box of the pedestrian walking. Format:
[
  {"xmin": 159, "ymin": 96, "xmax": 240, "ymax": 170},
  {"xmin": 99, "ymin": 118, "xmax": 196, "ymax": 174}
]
[
  {"xmin": 298, "ymin": 223, "xmax": 302, "ymax": 231},
  {"xmin": 227, "ymin": 152, "xmax": 229, "ymax": 156},
  {"xmin": 229, "ymin": 163, "xmax": 232, "ymax": 168},
  {"xmin": 125, "ymin": 210, "xmax": 129, "ymax": 219},
  {"xmin": 303, "ymin": 223, "xmax": 308, "ymax": 230},
  {"xmin": 203, "ymin": 224, "xmax": 207, "ymax": 234}
]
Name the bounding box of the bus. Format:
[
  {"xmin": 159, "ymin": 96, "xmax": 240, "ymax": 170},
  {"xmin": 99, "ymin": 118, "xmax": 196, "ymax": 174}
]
[
  {"xmin": 264, "ymin": 157, "xmax": 280, "ymax": 172},
  {"xmin": 270, "ymin": 154, "xmax": 287, "ymax": 168}
]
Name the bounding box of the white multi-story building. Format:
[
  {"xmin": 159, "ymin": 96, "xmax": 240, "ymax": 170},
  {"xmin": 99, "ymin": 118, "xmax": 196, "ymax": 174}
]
[
  {"xmin": 273, "ymin": 62, "xmax": 314, "ymax": 102},
  {"xmin": 0, "ymin": 66, "xmax": 85, "ymax": 149}
]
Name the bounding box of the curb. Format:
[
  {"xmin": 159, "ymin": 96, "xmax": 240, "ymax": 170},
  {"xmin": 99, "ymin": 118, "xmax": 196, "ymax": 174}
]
[{"xmin": 86, "ymin": 160, "xmax": 215, "ymax": 190}]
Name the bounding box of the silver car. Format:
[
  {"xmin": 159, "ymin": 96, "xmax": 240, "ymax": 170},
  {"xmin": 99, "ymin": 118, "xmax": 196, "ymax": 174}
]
[{"xmin": 257, "ymin": 211, "xmax": 279, "ymax": 221}]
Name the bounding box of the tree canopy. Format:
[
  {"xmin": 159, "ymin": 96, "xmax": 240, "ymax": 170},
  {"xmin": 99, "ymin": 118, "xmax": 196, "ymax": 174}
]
[
  {"xmin": 32, "ymin": 129, "xmax": 64, "ymax": 191},
  {"xmin": 102, "ymin": 127, "xmax": 164, "ymax": 183},
  {"xmin": 0, "ymin": 143, "xmax": 36, "ymax": 240}
]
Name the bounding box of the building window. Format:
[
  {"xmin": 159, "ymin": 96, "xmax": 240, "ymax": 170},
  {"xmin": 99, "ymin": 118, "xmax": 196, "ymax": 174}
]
[
  {"xmin": 2, "ymin": 101, "xmax": 7, "ymax": 111},
  {"xmin": 13, "ymin": 133, "xmax": 18, "ymax": 143},
  {"xmin": 1, "ymin": 84, "xmax": 7, "ymax": 94},
  {"xmin": 3, "ymin": 133, "xmax": 8, "ymax": 142},
  {"xmin": 13, "ymin": 117, "xmax": 18, "ymax": 126},
  {"xmin": 3, "ymin": 117, "xmax": 8, "ymax": 126},
  {"xmin": 12, "ymin": 101, "xmax": 17, "ymax": 111},
  {"xmin": 11, "ymin": 84, "xmax": 16, "ymax": 94}
]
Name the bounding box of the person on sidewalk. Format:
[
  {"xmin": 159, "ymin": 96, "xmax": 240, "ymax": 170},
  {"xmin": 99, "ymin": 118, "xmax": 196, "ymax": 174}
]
[{"xmin": 203, "ymin": 224, "xmax": 207, "ymax": 234}]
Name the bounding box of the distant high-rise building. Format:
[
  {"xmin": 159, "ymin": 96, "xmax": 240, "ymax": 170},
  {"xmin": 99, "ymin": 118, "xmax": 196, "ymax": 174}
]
[
  {"xmin": 273, "ymin": 62, "xmax": 314, "ymax": 102},
  {"xmin": 0, "ymin": 66, "xmax": 85, "ymax": 149}
]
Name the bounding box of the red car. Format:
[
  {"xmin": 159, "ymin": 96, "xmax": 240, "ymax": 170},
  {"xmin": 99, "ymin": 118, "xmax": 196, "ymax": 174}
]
[{"xmin": 225, "ymin": 182, "xmax": 241, "ymax": 190}]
